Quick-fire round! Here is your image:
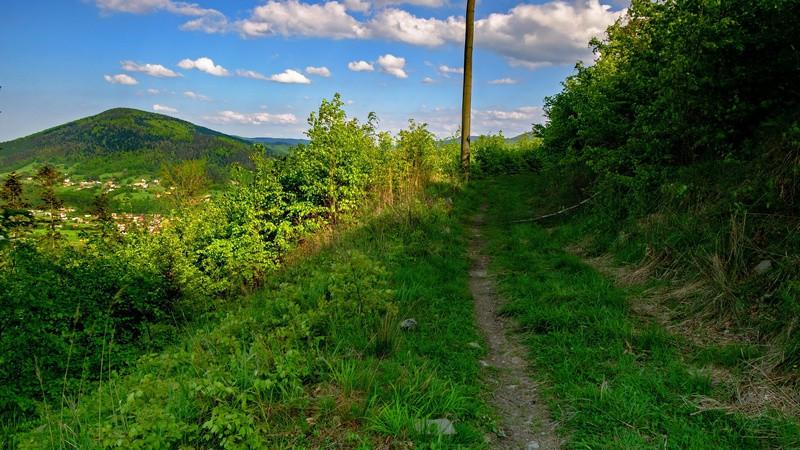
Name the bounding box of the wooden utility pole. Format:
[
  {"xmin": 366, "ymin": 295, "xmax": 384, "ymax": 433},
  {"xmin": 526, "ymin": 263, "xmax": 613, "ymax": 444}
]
[{"xmin": 460, "ymin": 0, "xmax": 475, "ymax": 179}]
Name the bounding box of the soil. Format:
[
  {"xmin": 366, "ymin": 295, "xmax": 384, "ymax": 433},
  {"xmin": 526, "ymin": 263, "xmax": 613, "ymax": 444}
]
[{"xmin": 469, "ymin": 205, "xmax": 560, "ymax": 449}]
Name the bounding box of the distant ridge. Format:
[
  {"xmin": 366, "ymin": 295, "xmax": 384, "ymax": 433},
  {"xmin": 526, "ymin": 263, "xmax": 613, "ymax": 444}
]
[{"xmin": 245, "ymin": 137, "xmax": 309, "ymax": 146}]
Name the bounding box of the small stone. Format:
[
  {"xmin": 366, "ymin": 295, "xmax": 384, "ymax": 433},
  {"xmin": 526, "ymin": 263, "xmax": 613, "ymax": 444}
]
[
  {"xmin": 525, "ymin": 441, "xmax": 540, "ymax": 450},
  {"xmin": 479, "ymin": 360, "xmax": 491, "ymax": 367},
  {"xmin": 399, "ymin": 318, "xmax": 418, "ymax": 331},
  {"xmin": 467, "ymin": 341, "xmax": 481, "ymax": 349},
  {"xmin": 415, "ymin": 418, "xmax": 456, "ymax": 436},
  {"xmin": 753, "ymin": 260, "xmax": 772, "ymax": 275}
]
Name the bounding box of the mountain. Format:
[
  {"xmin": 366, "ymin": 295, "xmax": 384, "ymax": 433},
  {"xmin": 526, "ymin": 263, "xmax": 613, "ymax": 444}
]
[
  {"xmin": 246, "ymin": 137, "xmax": 309, "ymax": 146},
  {"xmin": 244, "ymin": 137, "xmax": 308, "ymax": 157},
  {"xmin": 0, "ymin": 108, "xmax": 255, "ymax": 174}
]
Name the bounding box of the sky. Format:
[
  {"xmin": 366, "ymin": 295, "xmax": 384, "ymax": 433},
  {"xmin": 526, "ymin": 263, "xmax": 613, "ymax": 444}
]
[{"xmin": 0, "ymin": 0, "xmax": 627, "ymax": 141}]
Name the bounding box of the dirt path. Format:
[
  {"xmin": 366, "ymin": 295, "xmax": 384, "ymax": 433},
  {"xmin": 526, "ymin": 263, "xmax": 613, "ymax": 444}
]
[{"xmin": 469, "ymin": 205, "xmax": 560, "ymax": 450}]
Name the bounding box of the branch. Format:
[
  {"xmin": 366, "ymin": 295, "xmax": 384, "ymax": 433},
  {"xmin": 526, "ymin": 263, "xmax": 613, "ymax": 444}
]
[{"xmin": 508, "ymin": 193, "xmax": 598, "ymax": 224}]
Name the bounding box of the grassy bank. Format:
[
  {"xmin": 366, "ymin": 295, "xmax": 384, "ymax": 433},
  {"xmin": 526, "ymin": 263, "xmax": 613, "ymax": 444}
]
[
  {"xmin": 15, "ymin": 184, "xmax": 491, "ymax": 449},
  {"xmin": 467, "ymin": 174, "xmax": 799, "ymax": 449}
]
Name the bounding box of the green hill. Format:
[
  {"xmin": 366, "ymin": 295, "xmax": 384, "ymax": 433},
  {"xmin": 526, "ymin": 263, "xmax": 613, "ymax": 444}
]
[{"xmin": 0, "ymin": 108, "xmax": 254, "ymax": 175}]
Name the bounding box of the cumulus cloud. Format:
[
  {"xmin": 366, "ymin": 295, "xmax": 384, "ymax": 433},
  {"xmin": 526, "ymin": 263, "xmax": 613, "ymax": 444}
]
[
  {"xmin": 104, "ymin": 73, "xmax": 138, "ymax": 85},
  {"xmin": 153, "ymin": 104, "xmax": 178, "ymax": 113},
  {"xmin": 270, "ymin": 69, "xmax": 312, "ymax": 84},
  {"xmin": 348, "ymin": 60, "xmax": 374, "ymax": 72},
  {"xmin": 101, "ymin": 1, "xmax": 622, "ymax": 69},
  {"xmin": 95, "ymin": 0, "xmax": 229, "ymax": 33},
  {"xmin": 422, "ymin": 76, "xmax": 436, "ymax": 84},
  {"xmin": 476, "ymin": 106, "xmax": 543, "ymax": 124},
  {"xmin": 183, "ymin": 90, "xmax": 210, "ymax": 100},
  {"xmin": 377, "ymin": 54, "xmax": 408, "ymax": 78},
  {"xmin": 344, "ymin": 0, "xmax": 370, "ymax": 12},
  {"xmin": 345, "ymin": 0, "xmax": 446, "ymax": 11},
  {"xmin": 473, "ymin": 2, "xmax": 622, "ymax": 68},
  {"xmin": 178, "ymin": 57, "xmax": 229, "ymax": 76},
  {"xmin": 368, "ymin": 8, "xmax": 463, "ymax": 47},
  {"xmin": 235, "ymin": 0, "xmax": 621, "ymax": 68},
  {"xmin": 305, "ymin": 66, "xmax": 331, "ymax": 77},
  {"xmin": 438, "ymin": 64, "xmax": 463, "ymax": 76},
  {"xmin": 122, "ymin": 60, "xmax": 181, "ymax": 77},
  {"xmin": 489, "ymin": 78, "xmax": 518, "ymax": 85},
  {"xmin": 237, "ymin": 0, "xmax": 368, "ymax": 39},
  {"xmin": 206, "ymin": 110, "xmax": 298, "ymax": 125},
  {"xmin": 146, "ymin": 88, "xmax": 161, "ymax": 94}
]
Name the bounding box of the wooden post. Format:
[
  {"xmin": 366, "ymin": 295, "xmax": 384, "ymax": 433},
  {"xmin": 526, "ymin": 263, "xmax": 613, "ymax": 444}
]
[{"xmin": 460, "ymin": 0, "xmax": 476, "ymax": 180}]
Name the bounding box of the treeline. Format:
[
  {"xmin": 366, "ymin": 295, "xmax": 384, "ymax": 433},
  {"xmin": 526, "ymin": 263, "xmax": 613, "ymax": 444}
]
[
  {"xmin": 538, "ymin": 0, "xmax": 799, "ymax": 369},
  {"xmin": 0, "ymin": 94, "xmax": 457, "ymax": 428}
]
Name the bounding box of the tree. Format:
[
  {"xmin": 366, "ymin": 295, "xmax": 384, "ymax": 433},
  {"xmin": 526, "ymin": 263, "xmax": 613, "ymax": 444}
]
[
  {"xmin": 289, "ymin": 93, "xmax": 377, "ymax": 224},
  {"xmin": 160, "ymin": 160, "xmax": 210, "ymax": 206},
  {"xmin": 397, "ymin": 119, "xmax": 436, "ymax": 190},
  {"xmin": 1, "ymin": 172, "xmax": 27, "ymax": 209},
  {"xmin": 36, "ymin": 165, "xmax": 63, "ymax": 246},
  {"xmin": 91, "ymin": 191, "xmax": 115, "ymax": 237},
  {"xmin": 1, "ymin": 172, "xmax": 33, "ymax": 240},
  {"xmin": 460, "ymin": 0, "xmax": 476, "ymax": 179}
]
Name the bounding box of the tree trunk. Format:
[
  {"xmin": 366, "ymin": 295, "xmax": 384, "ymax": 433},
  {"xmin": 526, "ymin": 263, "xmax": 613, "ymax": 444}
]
[{"xmin": 460, "ymin": 0, "xmax": 476, "ymax": 180}]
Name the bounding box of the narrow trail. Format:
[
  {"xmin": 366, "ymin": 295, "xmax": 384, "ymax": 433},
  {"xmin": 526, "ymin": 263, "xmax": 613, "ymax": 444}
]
[{"xmin": 469, "ymin": 204, "xmax": 560, "ymax": 450}]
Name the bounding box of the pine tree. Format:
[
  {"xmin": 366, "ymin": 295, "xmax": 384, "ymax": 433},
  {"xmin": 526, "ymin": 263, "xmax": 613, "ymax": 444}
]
[
  {"xmin": 36, "ymin": 165, "xmax": 64, "ymax": 246},
  {"xmin": 1, "ymin": 172, "xmax": 27, "ymax": 209}
]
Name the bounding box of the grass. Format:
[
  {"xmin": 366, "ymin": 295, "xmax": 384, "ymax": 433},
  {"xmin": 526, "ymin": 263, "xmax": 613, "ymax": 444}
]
[
  {"xmin": 464, "ymin": 174, "xmax": 800, "ymax": 449},
  {"xmin": 13, "ymin": 183, "xmax": 491, "ymax": 449}
]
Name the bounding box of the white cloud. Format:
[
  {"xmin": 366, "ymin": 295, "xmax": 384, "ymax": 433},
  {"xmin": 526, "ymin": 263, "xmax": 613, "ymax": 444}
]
[
  {"xmin": 235, "ymin": 0, "xmax": 621, "ymax": 69},
  {"xmin": 348, "ymin": 60, "xmax": 374, "ymax": 72},
  {"xmin": 153, "ymin": 104, "xmax": 178, "ymax": 113},
  {"xmin": 95, "ymin": 0, "xmax": 229, "ymax": 33},
  {"xmin": 122, "ymin": 60, "xmax": 181, "ymax": 78},
  {"xmin": 206, "ymin": 110, "xmax": 298, "ymax": 125},
  {"xmin": 377, "ymin": 54, "xmax": 407, "ymax": 78},
  {"xmin": 270, "ymin": 69, "xmax": 312, "ymax": 84},
  {"xmin": 237, "ymin": 68, "xmax": 312, "ymax": 84},
  {"xmin": 368, "ymin": 8, "xmax": 463, "ymax": 47},
  {"xmin": 104, "ymin": 74, "xmax": 138, "ymax": 85},
  {"xmin": 146, "ymin": 88, "xmax": 161, "ymax": 94},
  {"xmin": 305, "ymin": 66, "xmax": 331, "ymax": 77},
  {"xmin": 178, "ymin": 57, "xmax": 229, "ymax": 76},
  {"xmin": 344, "ymin": 0, "xmax": 370, "ymax": 12},
  {"xmin": 237, "ymin": 0, "xmax": 368, "ymax": 39},
  {"xmin": 422, "ymin": 76, "xmax": 436, "ymax": 84},
  {"xmin": 438, "ymin": 64, "xmax": 463, "ymax": 76},
  {"xmin": 345, "ymin": 0, "xmax": 446, "ymax": 11},
  {"xmin": 183, "ymin": 90, "xmax": 210, "ymax": 100},
  {"xmin": 489, "ymin": 77, "xmax": 518, "ymax": 85},
  {"xmin": 476, "ymin": 106, "xmax": 543, "ymax": 123},
  {"xmin": 475, "ymin": 1, "xmax": 622, "ymax": 68},
  {"xmin": 396, "ymin": 104, "xmax": 544, "ymax": 138},
  {"xmin": 236, "ymin": 69, "xmax": 270, "ymax": 81}
]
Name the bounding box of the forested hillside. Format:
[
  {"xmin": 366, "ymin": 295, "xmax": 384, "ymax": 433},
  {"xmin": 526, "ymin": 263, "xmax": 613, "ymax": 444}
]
[{"xmin": 0, "ymin": 108, "xmax": 253, "ymax": 174}]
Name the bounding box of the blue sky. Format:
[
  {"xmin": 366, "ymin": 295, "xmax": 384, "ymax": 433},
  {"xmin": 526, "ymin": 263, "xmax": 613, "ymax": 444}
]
[{"xmin": 0, "ymin": 0, "xmax": 627, "ymax": 140}]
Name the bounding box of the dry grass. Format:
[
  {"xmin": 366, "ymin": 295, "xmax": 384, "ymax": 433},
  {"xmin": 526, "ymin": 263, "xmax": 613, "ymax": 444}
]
[{"xmin": 565, "ymin": 242, "xmax": 800, "ymax": 419}]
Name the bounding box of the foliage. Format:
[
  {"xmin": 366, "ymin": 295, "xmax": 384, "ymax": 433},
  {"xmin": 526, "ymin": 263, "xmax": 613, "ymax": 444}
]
[
  {"xmin": 159, "ymin": 159, "xmax": 211, "ymax": 206},
  {"xmin": 283, "ymin": 94, "xmax": 379, "ymax": 223},
  {"xmin": 538, "ymin": 0, "xmax": 800, "ymax": 367},
  {"xmin": 470, "ymin": 133, "xmax": 541, "ymax": 177},
  {"xmin": 13, "ymin": 168, "xmax": 486, "ymax": 449},
  {"xmin": 1, "ymin": 95, "xmax": 462, "ymax": 445},
  {"xmin": 467, "ymin": 174, "xmax": 800, "ymax": 448}
]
